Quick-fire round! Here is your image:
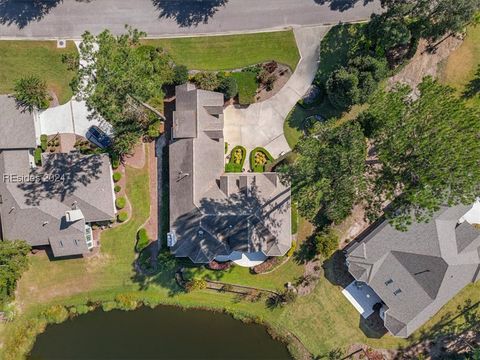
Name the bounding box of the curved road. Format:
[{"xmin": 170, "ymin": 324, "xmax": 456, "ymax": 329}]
[{"xmin": 0, "ymin": 0, "xmax": 380, "ymax": 39}]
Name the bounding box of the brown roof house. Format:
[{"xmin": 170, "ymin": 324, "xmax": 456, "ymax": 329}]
[
  {"xmin": 168, "ymin": 84, "xmax": 292, "ymax": 264},
  {"xmin": 0, "ymin": 95, "xmax": 116, "ymax": 258},
  {"xmin": 345, "ymin": 204, "xmax": 480, "ymax": 337}
]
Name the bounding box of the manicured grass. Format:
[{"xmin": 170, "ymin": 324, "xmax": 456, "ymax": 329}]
[
  {"xmin": 438, "ymin": 24, "xmax": 480, "ymax": 108},
  {"xmin": 144, "ymin": 30, "xmax": 300, "ymax": 71},
  {"xmin": 231, "ymin": 71, "xmax": 258, "ymax": 105},
  {"xmin": 0, "ymin": 40, "xmax": 77, "ymax": 104}
]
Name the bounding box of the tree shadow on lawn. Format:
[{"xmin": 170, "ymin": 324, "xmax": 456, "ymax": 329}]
[
  {"xmin": 0, "ymin": 0, "xmax": 92, "ymax": 29},
  {"xmin": 131, "ymin": 250, "xmax": 185, "ymax": 296},
  {"xmin": 152, "ymin": 0, "xmax": 228, "ymax": 27},
  {"xmin": 462, "ymin": 65, "xmax": 480, "ymax": 99},
  {"xmin": 313, "ymin": 0, "xmax": 374, "ymax": 12}
]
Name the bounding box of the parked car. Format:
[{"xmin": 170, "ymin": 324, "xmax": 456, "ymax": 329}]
[{"xmin": 86, "ymin": 125, "xmax": 112, "ymax": 149}]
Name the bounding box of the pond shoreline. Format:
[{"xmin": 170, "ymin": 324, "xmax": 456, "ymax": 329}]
[{"xmin": 3, "ymin": 294, "xmax": 312, "ymax": 360}]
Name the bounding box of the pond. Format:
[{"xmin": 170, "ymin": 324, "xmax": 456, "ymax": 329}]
[{"xmin": 29, "ymin": 306, "xmax": 291, "ymax": 359}]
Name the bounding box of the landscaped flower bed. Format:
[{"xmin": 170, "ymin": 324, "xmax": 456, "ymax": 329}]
[
  {"xmin": 249, "ymin": 147, "xmax": 274, "ymax": 172},
  {"xmin": 207, "ymin": 260, "xmax": 232, "ymax": 271},
  {"xmin": 225, "ymin": 145, "xmax": 246, "ymax": 173}
]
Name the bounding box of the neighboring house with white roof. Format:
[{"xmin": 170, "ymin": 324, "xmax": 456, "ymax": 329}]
[{"xmin": 0, "ymin": 95, "xmax": 116, "ymax": 258}]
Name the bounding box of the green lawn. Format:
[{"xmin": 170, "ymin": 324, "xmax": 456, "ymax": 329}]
[
  {"xmin": 0, "ymin": 41, "xmax": 77, "ymax": 105},
  {"xmin": 231, "ymin": 71, "xmax": 258, "ymax": 104},
  {"xmin": 438, "ymin": 24, "xmax": 480, "ymax": 108},
  {"xmin": 144, "ymin": 30, "xmax": 300, "ymax": 71}
]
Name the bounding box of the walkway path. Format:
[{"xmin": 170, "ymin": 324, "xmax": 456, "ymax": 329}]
[{"xmin": 223, "ymin": 25, "xmax": 330, "ymax": 157}]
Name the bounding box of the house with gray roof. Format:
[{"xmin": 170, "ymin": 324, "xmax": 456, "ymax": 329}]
[
  {"xmin": 345, "ymin": 204, "xmax": 480, "ymax": 337},
  {"xmin": 168, "ymin": 84, "xmax": 291, "ymax": 264},
  {"xmin": 0, "ymin": 95, "xmax": 116, "ymax": 258}
]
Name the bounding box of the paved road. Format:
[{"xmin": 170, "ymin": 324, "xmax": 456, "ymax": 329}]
[
  {"xmin": 224, "ymin": 25, "xmax": 330, "ymax": 157},
  {"xmin": 0, "ymin": 0, "xmax": 381, "ymax": 39}
]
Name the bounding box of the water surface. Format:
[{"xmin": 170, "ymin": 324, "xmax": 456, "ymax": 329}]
[{"xmin": 29, "ymin": 305, "xmax": 291, "ymax": 359}]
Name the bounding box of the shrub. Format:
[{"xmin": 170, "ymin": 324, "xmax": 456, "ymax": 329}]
[
  {"xmin": 326, "ymin": 67, "xmax": 360, "ymax": 110},
  {"xmin": 13, "ymin": 75, "xmax": 50, "ymax": 111},
  {"xmin": 42, "ymin": 305, "xmax": 69, "ymax": 324},
  {"xmin": 185, "ymin": 278, "xmax": 207, "ymax": 292},
  {"xmin": 225, "ymin": 146, "xmax": 246, "ymax": 173},
  {"xmin": 315, "ymin": 227, "xmax": 339, "ymax": 258},
  {"xmin": 111, "ymin": 154, "xmax": 120, "ymax": 169},
  {"xmin": 113, "ymin": 172, "xmax": 122, "ymax": 182},
  {"xmin": 114, "ymin": 185, "xmax": 121, "ymax": 193},
  {"xmin": 217, "ymin": 76, "xmax": 238, "ymax": 100},
  {"xmin": 225, "ymin": 142, "xmax": 229, "ymax": 154},
  {"xmin": 249, "ymin": 147, "xmax": 274, "ymax": 172},
  {"xmin": 147, "ymin": 120, "xmax": 162, "ymax": 139},
  {"xmin": 34, "ymin": 147, "xmax": 42, "ymax": 166},
  {"xmin": 115, "ymin": 197, "xmax": 126, "ymax": 209},
  {"xmin": 115, "ymin": 294, "xmax": 138, "ymax": 311},
  {"xmin": 173, "ymin": 64, "xmax": 189, "ymax": 85},
  {"xmin": 72, "ymin": 304, "xmax": 91, "ymax": 315},
  {"xmin": 102, "ymin": 301, "xmax": 117, "ymax": 312},
  {"xmin": 117, "ymin": 211, "xmax": 128, "ymax": 223},
  {"xmin": 40, "ymin": 134, "xmax": 48, "ymax": 151},
  {"xmin": 193, "ymin": 71, "xmax": 220, "ymax": 91},
  {"xmin": 136, "ymin": 228, "xmax": 150, "ymax": 253},
  {"xmin": 286, "ymin": 240, "xmax": 297, "ymax": 257},
  {"xmin": 265, "ymin": 74, "xmax": 277, "ymax": 91}
]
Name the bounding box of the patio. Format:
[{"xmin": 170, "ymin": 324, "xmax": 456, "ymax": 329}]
[{"xmin": 342, "ymin": 280, "xmax": 383, "ymax": 319}]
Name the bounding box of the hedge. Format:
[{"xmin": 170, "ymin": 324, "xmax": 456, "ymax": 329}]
[
  {"xmin": 249, "ymin": 147, "xmax": 274, "ymax": 172},
  {"xmin": 115, "ymin": 197, "xmax": 126, "ymax": 209},
  {"xmin": 34, "ymin": 147, "xmax": 42, "ymax": 166},
  {"xmin": 111, "ymin": 154, "xmax": 120, "ymax": 169},
  {"xmin": 117, "ymin": 211, "xmax": 128, "ymax": 223},
  {"xmin": 225, "ymin": 145, "xmax": 246, "ymax": 173},
  {"xmin": 114, "ymin": 185, "xmax": 121, "ymax": 193},
  {"xmin": 136, "ymin": 228, "xmax": 150, "ymax": 253},
  {"xmin": 113, "ymin": 172, "xmax": 122, "ymax": 182},
  {"xmin": 40, "ymin": 134, "xmax": 48, "ymax": 151}
]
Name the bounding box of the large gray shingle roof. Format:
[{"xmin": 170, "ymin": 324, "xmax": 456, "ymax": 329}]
[
  {"xmin": 0, "ymin": 150, "xmax": 116, "ymax": 257},
  {"xmin": 0, "ymin": 96, "xmax": 37, "ymax": 149},
  {"xmin": 169, "ymin": 84, "xmax": 291, "ymax": 263},
  {"xmin": 346, "ymin": 205, "xmax": 480, "ymax": 337}
]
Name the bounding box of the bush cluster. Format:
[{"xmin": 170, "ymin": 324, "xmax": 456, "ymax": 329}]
[
  {"xmin": 113, "ymin": 172, "xmax": 122, "ymax": 182},
  {"xmin": 136, "ymin": 228, "xmax": 150, "ymax": 253},
  {"xmin": 117, "ymin": 211, "xmax": 128, "ymax": 223},
  {"xmin": 115, "ymin": 197, "xmax": 126, "ymax": 209},
  {"xmin": 192, "ymin": 71, "xmax": 239, "ymax": 100}
]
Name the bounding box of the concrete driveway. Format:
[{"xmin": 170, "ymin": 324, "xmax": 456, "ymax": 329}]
[
  {"xmin": 38, "ymin": 99, "xmax": 110, "ymax": 137},
  {"xmin": 223, "ymin": 25, "xmax": 330, "ymax": 157}
]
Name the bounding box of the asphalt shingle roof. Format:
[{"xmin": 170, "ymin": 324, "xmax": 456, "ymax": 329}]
[
  {"xmin": 169, "ymin": 84, "xmax": 292, "ymax": 263},
  {"xmin": 346, "ymin": 205, "xmax": 480, "ymax": 337}
]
